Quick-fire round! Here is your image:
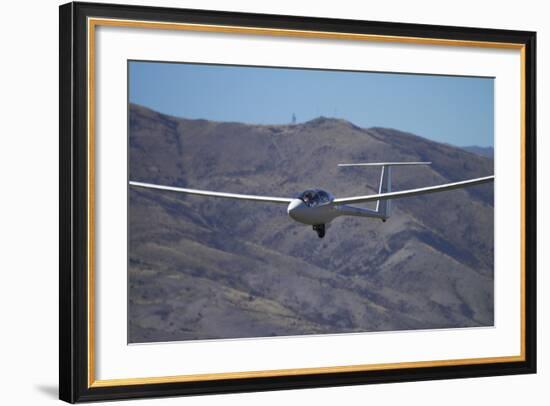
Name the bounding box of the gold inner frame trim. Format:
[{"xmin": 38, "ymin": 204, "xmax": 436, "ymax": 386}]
[
  {"xmin": 90, "ymin": 355, "xmax": 524, "ymax": 388},
  {"xmin": 87, "ymin": 17, "xmax": 527, "ymax": 388}
]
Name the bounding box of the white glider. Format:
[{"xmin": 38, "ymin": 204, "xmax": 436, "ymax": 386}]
[{"xmin": 130, "ymin": 162, "xmax": 494, "ymax": 238}]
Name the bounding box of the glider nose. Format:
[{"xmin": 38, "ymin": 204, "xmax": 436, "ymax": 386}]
[{"xmin": 287, "ymin": 198, "xmax": 304, "ymax": 219}]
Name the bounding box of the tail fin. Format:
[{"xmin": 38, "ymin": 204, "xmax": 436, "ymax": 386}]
[
  {"xmin": 377, "ymin": 165, "xmax": 391, "ymax": 219},
  {"xmin": 337, "ymin": 162, "xmax": 431, "ymax": 220}
]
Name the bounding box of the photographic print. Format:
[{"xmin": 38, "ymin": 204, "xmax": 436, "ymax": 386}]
[
  {"xmin": 127, "ymin": 61, "xmax": 495, "ymax": 344},
  {"xmin": 60, "ymin": 5, "xmax": 536, "ymax": 401}
]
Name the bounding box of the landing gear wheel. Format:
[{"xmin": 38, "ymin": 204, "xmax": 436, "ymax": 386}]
[{"xmin": 313, "ymin": 224, "xmax": 326, "ymax": 238}]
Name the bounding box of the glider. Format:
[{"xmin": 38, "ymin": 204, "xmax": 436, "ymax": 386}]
[{"xmin": 130, "ymin": 162, "xmax": 494, "ymax": 238}]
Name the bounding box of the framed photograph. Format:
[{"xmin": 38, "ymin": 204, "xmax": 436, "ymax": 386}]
[{"xmin": 59, "ymin": 1, "xmax": 536, "ymax": 403}]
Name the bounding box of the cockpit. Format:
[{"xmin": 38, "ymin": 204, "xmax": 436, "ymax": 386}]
[{"xmin": 297, "ymin": 189, "xmax": 333, "ymax": 207}]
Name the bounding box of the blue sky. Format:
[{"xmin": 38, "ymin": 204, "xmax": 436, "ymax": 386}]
[{"xmin": 129, "ymin": 61, "xmax": 494, "ymax": 147}]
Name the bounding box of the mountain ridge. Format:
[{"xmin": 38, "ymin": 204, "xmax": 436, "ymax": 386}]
[
  {"xmin": 128, "ymin": 103, "xmax": 494, "ymax": 343},
  {"xmin": 462, "ymin": 145, "xmax": 494, "ymax": 158}
]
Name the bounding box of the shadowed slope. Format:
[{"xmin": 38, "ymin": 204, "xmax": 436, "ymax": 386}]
[{"xmin": 128, "ymin": 104, "xmax": 494, "ymax": 343}]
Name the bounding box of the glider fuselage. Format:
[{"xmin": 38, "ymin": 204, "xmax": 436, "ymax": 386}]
[
  {"xmin": 287, "ymin": 198, "xmax": 338, "ymax": 225},
  {"xmin": 287, "ymin": 189, "xmax": 384, "ymax": 226}
]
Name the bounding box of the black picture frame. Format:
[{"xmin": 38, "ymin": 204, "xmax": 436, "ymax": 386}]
[{"xmin": 59, "ymin": 1, "xmax": 537, "ymax": 403}]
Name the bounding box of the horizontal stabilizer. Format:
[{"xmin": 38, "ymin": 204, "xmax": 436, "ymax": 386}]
[{"xmin": 338, "ymin": 162, "xmax": 431, "ymax": 167}]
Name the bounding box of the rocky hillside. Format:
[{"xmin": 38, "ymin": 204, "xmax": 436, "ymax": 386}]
[
  {"xmin": 463, "ymin": 145, "xmax": 494, "ymax": 158},
  {"xmin": 128, "ymin": 103, "xmax": 494, "ymax": 343}
]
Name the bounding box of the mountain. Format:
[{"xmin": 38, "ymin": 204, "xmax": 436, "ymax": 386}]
[
  {"xmin": 463, "ymin": 145, "xmax": 494, "ymax": 158},
  {"xmin": 128, "ymin": 104, "xmax": 494, "ymax": 343}
]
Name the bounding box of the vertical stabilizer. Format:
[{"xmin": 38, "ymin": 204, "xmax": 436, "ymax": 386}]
[
  {"xmin": 377, "ymin": 165, "xmax": 392, "ymax": 219},
  {"xmin": 337, "ymin": 161, "xmax": 431, "ymax": 221}
]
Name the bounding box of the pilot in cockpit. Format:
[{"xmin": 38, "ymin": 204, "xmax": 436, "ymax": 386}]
[{"xmin": 302, "ymin": 191, "xmax": 315, "ymax": 207}]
